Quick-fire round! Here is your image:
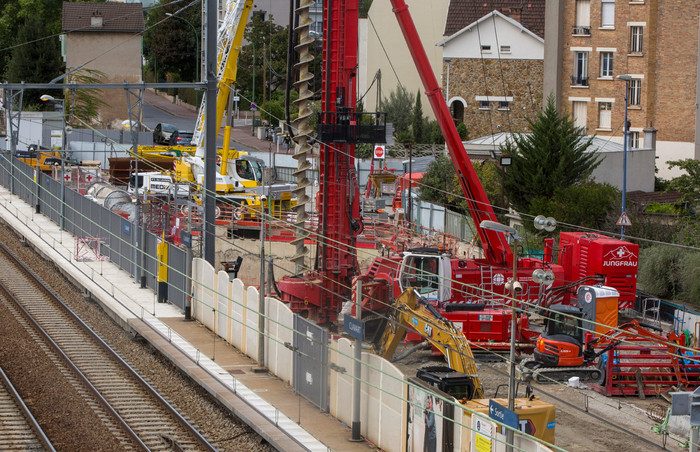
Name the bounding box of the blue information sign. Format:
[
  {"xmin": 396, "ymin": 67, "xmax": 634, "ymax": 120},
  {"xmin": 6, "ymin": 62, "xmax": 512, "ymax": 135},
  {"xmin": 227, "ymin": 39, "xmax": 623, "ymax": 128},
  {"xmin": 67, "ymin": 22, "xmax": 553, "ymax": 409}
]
[
  {"xmin": 344, "ymin": 316, "xmax": 364, "ymax": 340},
  {"xmin": 489, "ymin": 399, "xmax": 520, "ymax": 431},
  {"xmin": 122, "ymin": 220, "xmax": 131, "ymax": 236},
  {"xmin": 181, "ymin": 231, "xmax": 192, "ymax": 248}
]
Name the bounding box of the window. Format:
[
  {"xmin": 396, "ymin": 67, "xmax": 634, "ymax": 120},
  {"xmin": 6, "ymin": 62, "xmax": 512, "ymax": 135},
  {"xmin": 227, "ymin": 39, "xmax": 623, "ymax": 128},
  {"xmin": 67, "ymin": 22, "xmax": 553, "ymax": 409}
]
[
  {"xmin": 573, "ymin": 101, "xmax": 588, "ymax": 130},
  {"xmin": 498, "ymin": 101, "xmax": 510, "ymax": 110},
  {"xmin": 630, "ymin": 26, "xmax": 643, "ymax": 53},
  {"xmin": 574, "ymin": 0, "xmax": 591, "ymax": 34},
  {"xmin": 598, "ymin": 102, "xmax": 612, "ymax": 129},
  {"xmin": 572, "ymin": 52, "xmax": 589, "ymax": 86},
  {"xmin": 600, "ymin": 52, "xmax": 613, "ymax": 77},
  {"xmin": 627, "ymin": 79, "xmax": 641, "ymax": 106},
  {"xmin": 500, "ymin": 45, "xmax": 511, "ymax": 53},
  {"xmin": 481, "ymin": 45, "xmax": 491, "ymax": 53},
  {"xmin": 479, "ymin": 100, "xmax": 490, "ymax": 109},
  {"xmin": 629, "ymin": 131, "xmax": 640, "ymax": 148},
  {"xmin": 601, "ymin": 0, "xmax": 615, "ymax": 27}
]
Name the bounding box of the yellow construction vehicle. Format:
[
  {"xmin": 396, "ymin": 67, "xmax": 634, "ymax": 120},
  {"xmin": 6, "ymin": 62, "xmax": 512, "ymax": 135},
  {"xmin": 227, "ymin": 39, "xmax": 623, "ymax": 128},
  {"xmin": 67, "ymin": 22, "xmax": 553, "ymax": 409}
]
[
  {"xmin": 372, "ymin": 288, "xmax": 555, "ymax": 444},
  {"xmin": 16, "ymin": 145, "xmax": 62, "ymax": 173}
]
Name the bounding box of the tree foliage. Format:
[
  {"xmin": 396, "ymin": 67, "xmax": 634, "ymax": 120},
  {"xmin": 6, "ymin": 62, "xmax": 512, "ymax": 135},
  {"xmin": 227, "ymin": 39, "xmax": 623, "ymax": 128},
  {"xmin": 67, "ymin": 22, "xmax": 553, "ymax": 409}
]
[
  {"xmin": 237, "ymin": 14, "xmax": 291, "ymax": 112},
  {"xmin": 412, "ymin": 90, "xmax": 424, "ymax": 143},
  {"xmin": 419, "ymin": 156, "xmax": 506, "ymax": 217},
  {"xmin": 666, "ymin": 159, "xmax": 700, "ymax": 207},
  {"xmin": 528, "ymin": 182, "xmax": 619, "ymax": 232},
  {"xmin": 0, "ymin": 0, "xmax": 68, "ymax": 83},
  {"xmin": 3, "ymin": 13, "xmax": 63, "ymax": 107},
  {"xmin": 144, "ymin": 2, "xmax": 201, "ymax": 82},
  {"xmin": 501, "ymin": 94, "xmax": 602, "ymax": 215},
  {"xmin": 383, "ymin": 87, "xmax": 414, "ymax": 138},
  {"xmin": 64, "ymin": 69, "xmax": 109, "ymax": 127}
]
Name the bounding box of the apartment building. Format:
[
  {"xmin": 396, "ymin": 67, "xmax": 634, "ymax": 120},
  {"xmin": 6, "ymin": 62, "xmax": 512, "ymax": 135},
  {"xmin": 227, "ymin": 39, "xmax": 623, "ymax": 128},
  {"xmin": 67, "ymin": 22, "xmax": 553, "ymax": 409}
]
[{"xmin": 544, "ymin": 0, "xmax": 700, "ymax": 179}]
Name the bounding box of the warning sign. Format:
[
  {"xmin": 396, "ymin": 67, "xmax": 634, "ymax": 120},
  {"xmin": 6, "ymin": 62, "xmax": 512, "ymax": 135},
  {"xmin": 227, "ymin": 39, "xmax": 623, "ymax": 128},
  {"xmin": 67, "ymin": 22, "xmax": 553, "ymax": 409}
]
[
  {"xmin": 373, "ymin": 144, "xmax": 385, "ymax": 159},
  {"xmin": 616, "ymin": 212, "xmax": 632, "ymax": 227}
]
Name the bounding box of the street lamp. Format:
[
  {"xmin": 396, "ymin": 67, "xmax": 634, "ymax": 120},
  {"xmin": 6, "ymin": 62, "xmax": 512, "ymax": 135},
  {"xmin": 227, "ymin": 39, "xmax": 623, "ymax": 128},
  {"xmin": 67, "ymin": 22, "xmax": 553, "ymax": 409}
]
[
  {"xmin": 480, "ymin": 219, "xmax": 520, "ymax": 452},
  {"xmin": 616, "ymin": 74, "xmax": 633, "ymax": 239},
  {"xmin": 40, "ymin": 94, "xmax": 66, "ymax": 230},
  {"xmin": 166, "ymin": 13, "xmax": 200, "ymax": 81}
]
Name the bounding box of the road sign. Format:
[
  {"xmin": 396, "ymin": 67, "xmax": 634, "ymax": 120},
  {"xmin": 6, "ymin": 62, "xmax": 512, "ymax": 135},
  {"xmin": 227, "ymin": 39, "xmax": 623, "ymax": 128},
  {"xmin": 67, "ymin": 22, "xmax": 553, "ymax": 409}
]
[
  {"xmin": 373, "ymin": 144, "xmax": 385, "ymax": 159},
  {"xmin": 489, "ymin": 399, "xmax": 520, "ymax": 430},
  {"xmin": 250, "ymin": 102, "xmax": 258, "ymax": 111},
  {"xmin": 233, "ymin": 96, "xmax": 240, "ymax": 102},
  {"xmin": 344, "ymin": 316, "xmax": 364, "ymax": 340},
  {"xmin": 616, "ymin": 212, "xmax": 632, "ymax": 227}
]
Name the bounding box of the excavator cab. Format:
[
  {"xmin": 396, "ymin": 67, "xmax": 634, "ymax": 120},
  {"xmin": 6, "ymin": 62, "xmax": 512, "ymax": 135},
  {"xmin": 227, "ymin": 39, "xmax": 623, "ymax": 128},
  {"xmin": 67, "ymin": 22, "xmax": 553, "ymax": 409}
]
[
  {"xmin": 534, "ymin": 305, "xmax": 586, "ymax": 367},
  {"xmin": 398, "ymin": 249, "xmax": 451, "ymax": 303}
]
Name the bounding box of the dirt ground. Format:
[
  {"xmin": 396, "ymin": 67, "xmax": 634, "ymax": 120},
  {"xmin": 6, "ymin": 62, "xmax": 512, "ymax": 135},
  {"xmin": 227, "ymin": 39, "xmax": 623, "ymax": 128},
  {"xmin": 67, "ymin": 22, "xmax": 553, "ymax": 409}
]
[{"xmin": 390, "ymin": 344, "xmax": 686, "ymax": 451}]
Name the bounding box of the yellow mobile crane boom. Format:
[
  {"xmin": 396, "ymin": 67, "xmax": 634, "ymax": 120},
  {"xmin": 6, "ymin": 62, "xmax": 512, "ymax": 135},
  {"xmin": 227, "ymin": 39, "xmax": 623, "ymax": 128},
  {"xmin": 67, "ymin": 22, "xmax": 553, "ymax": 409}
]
[{"xmin": 177, "ymin": 0, "xmax": 259, "ymax": 192}]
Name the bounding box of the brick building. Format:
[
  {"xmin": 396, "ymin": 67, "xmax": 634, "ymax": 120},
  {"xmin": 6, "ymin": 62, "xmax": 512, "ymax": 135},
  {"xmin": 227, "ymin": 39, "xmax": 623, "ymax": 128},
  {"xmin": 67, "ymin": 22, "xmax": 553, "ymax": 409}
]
[
  {"xmin": 544, "ymin": 0, "xmax": 700, "ymax": 179},
  {"xmin": 438, "ymin": 0, "xmax": 545, "ymax": 139}
]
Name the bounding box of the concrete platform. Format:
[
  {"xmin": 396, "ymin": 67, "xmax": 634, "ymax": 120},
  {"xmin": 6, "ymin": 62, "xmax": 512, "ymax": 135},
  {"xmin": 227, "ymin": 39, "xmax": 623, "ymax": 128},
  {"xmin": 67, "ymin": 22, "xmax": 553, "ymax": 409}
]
[{"xmin": 0, "ymin": 185, "xmax": 377, "ymax": 452}]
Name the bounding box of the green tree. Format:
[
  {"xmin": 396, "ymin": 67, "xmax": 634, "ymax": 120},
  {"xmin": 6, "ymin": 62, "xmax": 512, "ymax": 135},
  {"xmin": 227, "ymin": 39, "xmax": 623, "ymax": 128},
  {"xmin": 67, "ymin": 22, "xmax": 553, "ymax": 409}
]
[
  {"xmin": 64, "ymin": 69, "xmax": 109, "ymax": 128},
  {"xmin": 4, "ymin": 14, "xmax": 62, "ymax": 107},
  {"xmin": 143, "ymin": 2, "xmax": 201, "ymax": 82},
  {"xmin": 383, "ymin": 87, "xmax": 414, "ymax": 138},
  {"xmin": 237, "ymin": 14, "xmax": 289, "ymax": 111},
  {"xmin": 412, "ymin": 90, "xmax": 424, "ymax": 143},
  {"xmin": 666, "ymin": 159, "xmax": 700, "ymax": 207},
  {"xmin": 0, "ymin": 0, "xmax": 71, "ymax": 81},
  {"xmin": 500, "ymin": 94, "xmax": 602, "ymax": 215},
  {"xmin": 419, "ymin": 156, "xmax": 507, "ymax": 217},
  {"xmin": 529, "ymin": 182, "xmax": 619, "ymax": 232}
]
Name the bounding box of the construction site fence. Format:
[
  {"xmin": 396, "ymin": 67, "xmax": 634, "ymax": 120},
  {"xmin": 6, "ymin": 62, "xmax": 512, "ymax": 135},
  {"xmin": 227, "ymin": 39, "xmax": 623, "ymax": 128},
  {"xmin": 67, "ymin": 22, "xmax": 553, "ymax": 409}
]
[
  {"xmin": 0, "ymin": 152, "xmax": 189, "ymax": 310},
  {"xmin": 191, "ymin": 257, "xmax": 551, "ymax": 452}
]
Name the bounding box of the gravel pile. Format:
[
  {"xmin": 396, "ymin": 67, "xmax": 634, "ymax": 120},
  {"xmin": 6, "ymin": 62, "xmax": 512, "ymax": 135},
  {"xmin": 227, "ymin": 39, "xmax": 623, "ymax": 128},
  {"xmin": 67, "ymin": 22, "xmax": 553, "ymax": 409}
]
[{"xmin": 0, "ymin": 220, "xmax": 274, "ymax": 452}]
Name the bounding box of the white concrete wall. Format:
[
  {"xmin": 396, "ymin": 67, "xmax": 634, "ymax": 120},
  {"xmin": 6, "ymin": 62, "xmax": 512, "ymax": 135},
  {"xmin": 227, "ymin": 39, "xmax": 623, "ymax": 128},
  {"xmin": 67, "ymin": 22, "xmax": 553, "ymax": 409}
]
[
  {"xmin": 442, "ymin": 14, "xmax": 543, "ymax": 60},
  {"xmin": 329, "ymin": 338, "xmax": 407, "ymax": 452},
  {"xmin": 361, "ymin": 0, "xmax": 450, "ymax": 120},
  {"xmin": 655, "ymin": 141, "xmax": 696, "ymax": 180}
]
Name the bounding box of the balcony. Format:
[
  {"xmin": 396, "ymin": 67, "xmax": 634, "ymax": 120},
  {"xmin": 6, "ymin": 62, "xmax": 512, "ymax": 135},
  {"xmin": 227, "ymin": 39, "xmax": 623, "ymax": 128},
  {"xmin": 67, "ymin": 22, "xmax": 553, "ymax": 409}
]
[
  {"xmin": 570, "ymin": 75, "xmax": 589, "ymax": 87},
  {"xmin": 572, "ymin": 25, "xmax": 591, "ymax": 35}
]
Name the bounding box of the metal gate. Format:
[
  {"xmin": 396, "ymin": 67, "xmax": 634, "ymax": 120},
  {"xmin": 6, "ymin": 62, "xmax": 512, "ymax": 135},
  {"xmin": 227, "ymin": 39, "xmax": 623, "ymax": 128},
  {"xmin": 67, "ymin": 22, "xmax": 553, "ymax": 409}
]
[{"xmin": 293, "ymin": 316, "xmax": 328, "ymax": 411}]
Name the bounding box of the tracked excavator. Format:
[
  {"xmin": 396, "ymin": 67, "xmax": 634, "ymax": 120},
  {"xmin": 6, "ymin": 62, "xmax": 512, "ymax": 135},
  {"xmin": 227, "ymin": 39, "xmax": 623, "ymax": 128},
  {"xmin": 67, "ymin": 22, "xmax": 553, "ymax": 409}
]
[
  {"xmin": 519, "ymin": 307, "xmax": 686, "ymax": 384},
  {"xmin": 372, "ymin": 288, "xmax": 555, "ymax": 443}
]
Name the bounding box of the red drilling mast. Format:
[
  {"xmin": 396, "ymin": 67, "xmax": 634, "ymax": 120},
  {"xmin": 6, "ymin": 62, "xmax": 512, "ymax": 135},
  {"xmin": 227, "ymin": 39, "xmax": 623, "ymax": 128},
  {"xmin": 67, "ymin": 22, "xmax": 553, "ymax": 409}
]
[{"xmin": 277, "ymin": 0, "xmax": 385, "ymax": 324}]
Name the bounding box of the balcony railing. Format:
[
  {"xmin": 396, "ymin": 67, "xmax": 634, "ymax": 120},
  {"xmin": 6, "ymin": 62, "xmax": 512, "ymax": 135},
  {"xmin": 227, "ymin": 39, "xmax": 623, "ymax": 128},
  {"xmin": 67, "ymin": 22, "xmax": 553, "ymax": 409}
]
[
  {"xmin": 317, "ymin": 110, "xmax": 387, "ymax": 144},
  {"xmin": 573, "ymin": 25, "xmax": 591, "ymax": 35},
  {"xmin": 570, "ymin": 75, "xmax": 589, "ymax": 86}
]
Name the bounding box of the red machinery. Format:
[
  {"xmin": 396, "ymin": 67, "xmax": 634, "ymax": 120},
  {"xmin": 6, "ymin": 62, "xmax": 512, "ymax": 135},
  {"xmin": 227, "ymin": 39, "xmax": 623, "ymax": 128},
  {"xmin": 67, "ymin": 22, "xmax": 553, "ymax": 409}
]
[
  {"xmin": 277, "ymin": 0, "xmax": 385, "ymax": 323},
  {"xmin": 278, "ymin": 0, "xmax": 639, "ymax": 334}
]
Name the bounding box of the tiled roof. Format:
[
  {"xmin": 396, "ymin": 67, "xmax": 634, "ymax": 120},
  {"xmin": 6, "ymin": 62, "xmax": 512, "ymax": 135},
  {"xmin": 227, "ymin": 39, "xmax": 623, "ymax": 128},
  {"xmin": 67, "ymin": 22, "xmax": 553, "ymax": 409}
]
[
  {"xmin": 627, "ymin": 190, "xmax": 683, "ymax": 205},
  {"xmin": 444, "ymin": 0, "xmax": 545, "ymax": 38},
  {"xmin": 63, "ymin": 2, "xmax": 145, "ymax": 33}
]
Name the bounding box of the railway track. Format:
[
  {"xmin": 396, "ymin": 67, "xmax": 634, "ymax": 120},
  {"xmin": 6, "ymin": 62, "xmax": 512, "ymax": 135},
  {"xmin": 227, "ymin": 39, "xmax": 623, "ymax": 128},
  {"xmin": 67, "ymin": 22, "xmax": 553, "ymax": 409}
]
[
  {"xmin": 0, "ymin": 365, "xmax": 54, "ymax": 451},
  {"xmin": 0, "ymin": 242, "xmax": 218, "ymax": 452}
]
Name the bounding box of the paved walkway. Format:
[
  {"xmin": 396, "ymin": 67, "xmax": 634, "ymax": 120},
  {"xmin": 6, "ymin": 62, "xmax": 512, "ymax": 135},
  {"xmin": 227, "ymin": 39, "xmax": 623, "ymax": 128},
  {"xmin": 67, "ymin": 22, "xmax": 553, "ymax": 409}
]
[
  {"xmin": 144, "ymin": 89, "xmax": 274, "ymax": 154},
  {"xmin": 0, "ymin": 184, "xmax": 376, "ymax": 452}
]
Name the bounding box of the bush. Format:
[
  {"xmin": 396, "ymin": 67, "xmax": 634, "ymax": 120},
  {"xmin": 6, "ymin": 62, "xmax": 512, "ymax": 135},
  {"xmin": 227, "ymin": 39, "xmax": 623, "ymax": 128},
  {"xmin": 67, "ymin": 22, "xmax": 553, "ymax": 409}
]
[
  {"xmin": 638, "ymin": 245, "xmax": 682, "ymax": 300},
  {"xmin": 527, "ymin": 182, "xmax": 619, "ymax": 233},
  {"xmin": 679, "ymin": 251, "xmax": 700, "ymax": 306}
]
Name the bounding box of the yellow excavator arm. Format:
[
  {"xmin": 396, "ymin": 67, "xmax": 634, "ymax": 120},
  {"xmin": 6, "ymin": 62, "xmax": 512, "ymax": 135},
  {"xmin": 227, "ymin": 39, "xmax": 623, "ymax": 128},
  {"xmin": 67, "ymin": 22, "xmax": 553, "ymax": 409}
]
[{"xmin": 372, "ymin": 288, "xmax": 484, "ymax": 399}]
